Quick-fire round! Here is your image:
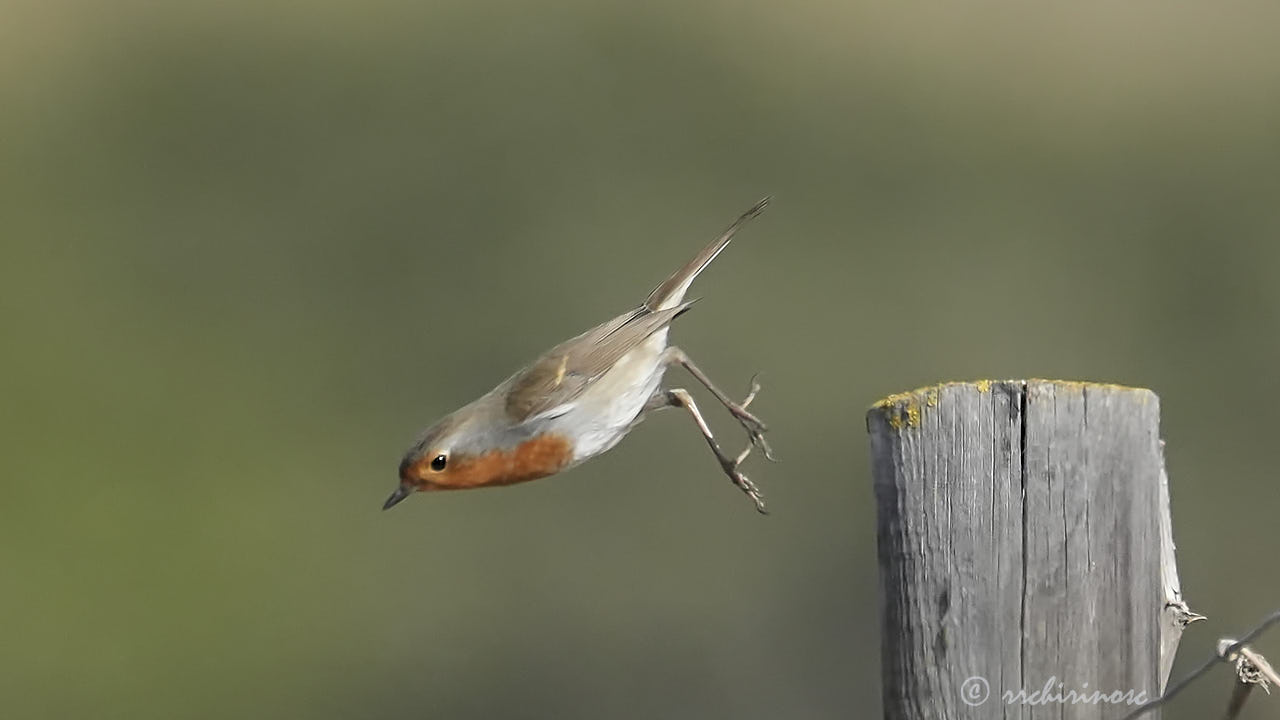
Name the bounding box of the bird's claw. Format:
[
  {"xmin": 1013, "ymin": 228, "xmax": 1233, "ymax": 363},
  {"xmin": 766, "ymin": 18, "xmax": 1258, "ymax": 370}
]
[
  {"xmin": 717, "ymin": 420, "xmax": 769, "ymax": 514},
  {"xmin": 740, "ymin": 374, "xmax": 763, "ymax": 409},
  {"xmin": 739, "ymin": 474, "xmax": 768, "ymax": 514},
  {"xmin": 732, "ymin": 374, "xmax": 776, "ymax": 462},
  {"xmin": 722, "ymin": 456, "xmax": 768, "ymax": 514}
]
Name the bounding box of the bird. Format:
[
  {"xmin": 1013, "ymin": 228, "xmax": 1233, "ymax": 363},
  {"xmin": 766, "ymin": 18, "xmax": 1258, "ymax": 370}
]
[{"xmin": 383, "ymin": 197, "xmax": 775, "ymax": 514}]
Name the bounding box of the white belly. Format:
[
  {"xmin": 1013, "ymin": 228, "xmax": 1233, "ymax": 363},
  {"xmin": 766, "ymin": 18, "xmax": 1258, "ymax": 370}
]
[{"xmin": 561, "ymin": 330, "xmax": 668, "ymax": 463}]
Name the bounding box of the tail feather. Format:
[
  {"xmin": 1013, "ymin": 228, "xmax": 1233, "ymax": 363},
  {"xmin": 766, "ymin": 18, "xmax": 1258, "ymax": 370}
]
[{"xmin": 644, "ymin": 196, "xmax": 770, "ymax": 311}]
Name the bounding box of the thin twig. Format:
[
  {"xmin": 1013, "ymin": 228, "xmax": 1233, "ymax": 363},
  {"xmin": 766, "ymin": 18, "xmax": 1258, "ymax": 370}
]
[
  {"xmin": 1120, "ymin": 608, "xmax": 1280, "ymax": 720},
  {"xmin": 1221, "ymin": 682, "xmax": 1253, "ymax": 720}
]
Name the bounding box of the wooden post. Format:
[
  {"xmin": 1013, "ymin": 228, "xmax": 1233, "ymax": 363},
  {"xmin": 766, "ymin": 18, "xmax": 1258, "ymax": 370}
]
[{"xmin": 866, "ymin": 380, "xmax": 1196, "ymax": 719}]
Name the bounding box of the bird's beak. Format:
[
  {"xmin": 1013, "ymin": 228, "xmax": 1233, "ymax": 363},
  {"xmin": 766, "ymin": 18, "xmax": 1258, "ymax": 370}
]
[{"xmin": 382, "ymin": 484, "xmax": 412, "ymax": 511}]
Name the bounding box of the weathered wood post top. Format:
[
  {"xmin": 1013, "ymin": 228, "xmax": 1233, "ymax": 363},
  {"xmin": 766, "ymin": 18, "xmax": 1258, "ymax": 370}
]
[{"xmin": 866, "ymin": 380, "xmax": 1194, "ymax": 720}]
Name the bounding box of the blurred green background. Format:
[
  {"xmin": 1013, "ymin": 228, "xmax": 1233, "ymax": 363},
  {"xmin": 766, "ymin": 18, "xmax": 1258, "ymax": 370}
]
[{"xmin": 4, "ymin": 1, "xmax": 1278, "ymax": 718}]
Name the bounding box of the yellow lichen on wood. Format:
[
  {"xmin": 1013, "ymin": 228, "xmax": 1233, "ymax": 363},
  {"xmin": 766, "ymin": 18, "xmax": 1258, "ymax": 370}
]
[
  {"xmin": 871, "ymin": 380, "xmax": 1156, "ymax": 433},
  {"xmin": 871, "ymin": 380, "xmax": 1002, "ymax": 432},
  {"xmin": 881, "ymin": 400, "xmax": 921, "ymax": 430},
  {"xmin": 871, "ymin": 385, "xmax": 941, "ymax": 430},
  {"xmin": 871, "ymin": 389, "xmax": 924, "ymax": 430}
]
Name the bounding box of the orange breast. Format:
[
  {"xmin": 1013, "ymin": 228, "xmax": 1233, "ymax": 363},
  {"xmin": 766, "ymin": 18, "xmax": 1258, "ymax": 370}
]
[{"xmin": 410, "ymin": 433, "xmax": 575, "ymax": 490}]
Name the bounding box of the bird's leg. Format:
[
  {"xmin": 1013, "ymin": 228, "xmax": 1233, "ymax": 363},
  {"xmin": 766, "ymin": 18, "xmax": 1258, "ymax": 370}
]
[
  {"xmin": 662, "ymin": 346, "xmax": 774, "ymax": 460},
  {"xmin": 660, "ymin": 388, "xmax": 766, "ymax": 514}
]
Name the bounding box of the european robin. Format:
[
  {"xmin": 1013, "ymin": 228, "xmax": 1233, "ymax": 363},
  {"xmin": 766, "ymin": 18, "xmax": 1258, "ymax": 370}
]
[{"xmin": 384, "ymin": 198, "xmax": 774, "ymax": 513}]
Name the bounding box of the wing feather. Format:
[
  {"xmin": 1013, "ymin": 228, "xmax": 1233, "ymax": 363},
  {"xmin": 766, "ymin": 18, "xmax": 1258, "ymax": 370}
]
[
  {"xmin": 643, "ymin": 196, "xmax": 769, "ymax": 311},
  {"xmin": 503, "ymin": 302, "xmax": 693, "ymax": 422},
  {"xmin": 503, "ymin": 198, "xmax": 767, "ymax": 423}
]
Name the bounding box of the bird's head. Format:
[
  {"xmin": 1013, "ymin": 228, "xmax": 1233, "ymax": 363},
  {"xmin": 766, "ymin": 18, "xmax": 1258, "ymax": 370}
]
[{"xmin": 383, "ymin": 413, "xmax": 574, "ymax": 510}]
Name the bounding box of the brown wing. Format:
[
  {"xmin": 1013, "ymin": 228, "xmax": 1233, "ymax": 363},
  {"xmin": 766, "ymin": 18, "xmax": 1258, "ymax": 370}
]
[{"xmin": 503, "ymin": 302, "xmax": 693, "ymax": 422}]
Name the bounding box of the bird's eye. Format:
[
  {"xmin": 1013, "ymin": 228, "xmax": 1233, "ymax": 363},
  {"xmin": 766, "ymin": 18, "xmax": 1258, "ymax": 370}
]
[{"xmin": 430, "ymin": 454, "xmax": 448, "ymax": 471}]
